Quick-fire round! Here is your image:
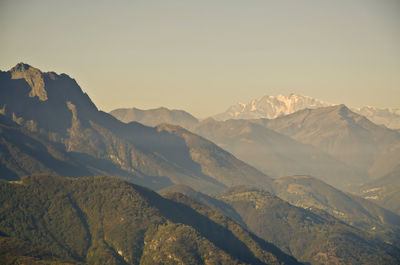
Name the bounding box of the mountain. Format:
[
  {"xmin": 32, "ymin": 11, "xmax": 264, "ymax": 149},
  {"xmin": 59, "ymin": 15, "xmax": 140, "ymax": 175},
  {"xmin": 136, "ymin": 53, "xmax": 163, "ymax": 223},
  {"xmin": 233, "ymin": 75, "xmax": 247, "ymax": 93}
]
[
  {"xmin": 109, "ymin": 101, "xmax": 400, "ymax": 188},
  {"xmin": 359, "ymin": 166, "xmax": 400, "ymax": 215},
  {"xmin": 0, "ymin": 114, "xmax": 178, "ymax": 189},
  {"xmin": 110, "ymin": 106, "xmax": 367, "ymax": 188},
  {"xmin": 213, "ymin": 93, "xmax": 400, "ymax": 129},
  {"xmin": 0, "ymin": 115, "xmax": 91, "ymax": 180},
  {"xmin": 271, "ymin": 175, "xmax": 400, "ymax": 247},
  {"xmin": 253, "ymin": 105, "xmax": 400, "ymax": 181},
  {"xmin": 110, "ymin": 107, "xmax": 198, "ymax": 128},
  {"xmin": 213, "ymin": 94, "xmax": 332, "ymax": 121},
  {"xmin": 0, "ymin": 175, "xmax": 300, "ymax": 265},
  {"xmin": 354, "ymin": 106, "xmax": 400, "ymax": 130},
  {"xmin": 189, "ymin": 118, "xmax": 365, "ymax": 188},
  {"xmin": 0, "ymin": 63, "xmax": 271, "ymax": 193},
  {"xmin": 161, "ymin": 184, "xmax": 400, "ymax": 265},
  {"xmin": 159, "ymin": 184, "xmax": 248, "ymax": 228},
  {"xmin": 219, "ymin": 186, "xmax": 400, "ymax": 265}
]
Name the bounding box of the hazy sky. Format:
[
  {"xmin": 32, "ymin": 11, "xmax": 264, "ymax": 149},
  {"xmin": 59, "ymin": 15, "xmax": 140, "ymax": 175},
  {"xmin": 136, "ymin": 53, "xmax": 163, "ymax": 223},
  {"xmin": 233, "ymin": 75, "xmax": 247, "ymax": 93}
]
[{"xmin": 1, "ymin": 0, "xmax": 399, "ymax": 118}]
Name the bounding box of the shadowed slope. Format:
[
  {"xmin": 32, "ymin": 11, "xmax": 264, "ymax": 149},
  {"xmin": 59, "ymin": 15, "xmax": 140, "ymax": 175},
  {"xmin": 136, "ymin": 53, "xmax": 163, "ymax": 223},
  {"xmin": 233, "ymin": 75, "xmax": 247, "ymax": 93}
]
[
  {"xmin": 191, "ymin": 118, "xmax": 365, "ymax": 188},
  {"xmin": 359, "ymin": 166, "xmax": 400, "ymax": 215},
  {"xmin": 0, "ymin": 63, "xmax": 272, "ymax": 193},
  {"xmin": 0, "ymin": 175, "xmax": 300, "ymax": 265},
  {"xmin": 253, "ymin": 105, "xmax": 400, "ymax": 181}
]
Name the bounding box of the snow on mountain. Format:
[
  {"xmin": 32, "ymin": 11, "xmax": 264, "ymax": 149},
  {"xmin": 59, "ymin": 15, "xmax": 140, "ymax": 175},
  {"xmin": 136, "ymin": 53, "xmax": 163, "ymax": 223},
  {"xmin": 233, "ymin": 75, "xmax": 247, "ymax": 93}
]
[
  {"xmin": 354, "ymin": 106, "xmax": 400, "ymax": 129},
  {"xmin": 214, "ymin": 94, "xmax": 400, "ymax": 129},
  {"xmin": 213, "ymin": 94, "xmax": 332, "ymax": 120}
]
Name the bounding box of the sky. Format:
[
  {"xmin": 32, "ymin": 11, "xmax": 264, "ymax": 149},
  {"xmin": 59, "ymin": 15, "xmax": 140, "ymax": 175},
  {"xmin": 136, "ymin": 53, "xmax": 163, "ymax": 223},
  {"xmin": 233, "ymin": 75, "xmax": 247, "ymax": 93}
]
[{"xmin": 1, "ymin": 0, "xmax": 399, "ymax": 118}]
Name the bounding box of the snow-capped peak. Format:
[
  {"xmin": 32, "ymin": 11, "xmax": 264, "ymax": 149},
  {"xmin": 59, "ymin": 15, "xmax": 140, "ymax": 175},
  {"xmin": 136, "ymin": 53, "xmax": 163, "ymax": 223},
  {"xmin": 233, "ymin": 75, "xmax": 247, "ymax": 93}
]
[
  {"xmin": 213, "ymin": 93, "xmax": 400, "ymax": 129},
  {"xmin": 214, "ymin": 94, "xmax": 332, "ymax": 120}
]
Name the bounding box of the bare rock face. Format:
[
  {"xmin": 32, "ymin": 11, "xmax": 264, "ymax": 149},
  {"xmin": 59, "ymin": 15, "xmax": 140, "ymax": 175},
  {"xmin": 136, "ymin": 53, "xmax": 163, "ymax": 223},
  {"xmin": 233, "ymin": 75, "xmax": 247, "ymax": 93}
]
[
  {"xmin": 0, "ymin": 63, "xmax": 273, "ymax": 193},
  {"xmin": 10, "ymin": 63, "xmax": 48, "ymax": 101}
]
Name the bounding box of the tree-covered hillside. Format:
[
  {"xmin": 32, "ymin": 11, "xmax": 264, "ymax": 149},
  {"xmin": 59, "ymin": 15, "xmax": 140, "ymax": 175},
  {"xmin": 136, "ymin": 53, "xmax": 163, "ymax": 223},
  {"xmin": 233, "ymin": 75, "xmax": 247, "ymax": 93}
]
[{"xmin": 0, "ymin": 175, "xmax": 299, "ymax": 265}]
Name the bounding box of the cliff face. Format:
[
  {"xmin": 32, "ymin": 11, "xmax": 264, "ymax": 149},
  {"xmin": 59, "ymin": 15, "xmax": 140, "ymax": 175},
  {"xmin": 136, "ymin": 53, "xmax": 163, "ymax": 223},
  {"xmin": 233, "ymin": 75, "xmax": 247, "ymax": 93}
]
[{"xmin": 0, "ymin": 63, "xmax": 271, "ymax": 193}]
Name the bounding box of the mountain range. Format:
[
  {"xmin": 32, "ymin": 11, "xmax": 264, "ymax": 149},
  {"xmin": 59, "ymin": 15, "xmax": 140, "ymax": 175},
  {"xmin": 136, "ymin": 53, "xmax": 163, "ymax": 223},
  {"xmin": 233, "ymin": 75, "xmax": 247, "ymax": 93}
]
[
  {"xmin": 110, "ymin": 107, "xmax": 199, "ymax": 128},
  {"xmin": 0, "ymin": 63, "xmax": 271, "ymax": 194},
  {"xmin": 188, "ymin": 117, "xmax": 366, "ymax": 189},
  {"xmin": 359, "ymin": 165, "xmax": 400, "ymax": 215},
  {"xmin": 213, "ymin": 93, "xmax": 400, "ymax": 130},
  {"xmin": 252, "ymin": 105, "xmax": 400, "ymax": 181},
  {"xmin": 160, "ymin": 184, "xmax": 400, "ymax": 265},
  {"xmin": 108, "ymin": 94, "xmax": 400, "ymax": 240},
  {"xmin": 0, "ymin": 175, "xmax": 299, "ymax": 265},
  {"xmin": 2, "ymin": 63, "xmax": 400, "ymax": 264},
  {"xmin": 110, "ymin": 104, "xmax": 400, "ymax": 190}
]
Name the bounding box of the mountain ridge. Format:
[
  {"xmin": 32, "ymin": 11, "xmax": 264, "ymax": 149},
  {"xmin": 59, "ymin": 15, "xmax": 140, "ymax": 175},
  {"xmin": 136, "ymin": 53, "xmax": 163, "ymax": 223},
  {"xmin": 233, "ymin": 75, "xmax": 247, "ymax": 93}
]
[
  {"xmin": 213, "ymin": 93, "xmax": 400, "ymax": 129},
  {"xmin": 252, "ymin": 104, "xmax": 400, "ymax": 181},
  {"xmin": 110, "ymin": 107, "xmax": 198, "ymax": 128},
  {"xmin": 0, "ymin": 63, "xmax": 272, "ymax": 194},
  {"xmin": 161, "ymin": 183, "xmax": 400, "ymax": 265},
  {"xmin": 0, "ymin": 175, "xmax": 300, "ymax": 265}
]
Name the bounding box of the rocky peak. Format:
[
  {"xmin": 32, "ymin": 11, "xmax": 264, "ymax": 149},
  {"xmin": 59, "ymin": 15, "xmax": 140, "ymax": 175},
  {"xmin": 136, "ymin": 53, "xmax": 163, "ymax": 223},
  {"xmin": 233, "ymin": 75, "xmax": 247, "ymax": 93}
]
[{"xmin": 10, "ymin": 63, "xmax": 48, "ymax": 101}]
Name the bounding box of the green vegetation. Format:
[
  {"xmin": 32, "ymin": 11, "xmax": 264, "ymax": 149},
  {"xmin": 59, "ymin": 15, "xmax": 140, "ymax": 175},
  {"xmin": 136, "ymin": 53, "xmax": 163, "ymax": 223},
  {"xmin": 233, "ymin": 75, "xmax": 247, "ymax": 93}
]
[
  {"xmin": 218, "ymin": 186, "xmax": 400, "ymax": 265},
  {"xmin": 0, "ymin": 175, "xmax": 300, "ymax": 265},
  {"xmin": 272, "ymin": 175, "xmax": 400, "ymax": 247},
  {"xmin": 161, "ymin": 185, "xmax": 400, "ymax": 265}
]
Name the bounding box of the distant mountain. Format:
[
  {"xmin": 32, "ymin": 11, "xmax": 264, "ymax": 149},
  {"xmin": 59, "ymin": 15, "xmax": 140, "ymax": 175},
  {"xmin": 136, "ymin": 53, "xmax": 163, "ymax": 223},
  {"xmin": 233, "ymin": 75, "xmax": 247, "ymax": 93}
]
[
  {"xmin": 0, "ymin": 63, "xmax": 271, "ymax": 193},
  {"xmin": 159, "ymin": 184, "xmax": 248, "ymax": 228},
  {"xmin": 253, "ymin": 105, "xmax": 400, "ymax": 180},
  {"xmin": 110, "ymin": 107, "xmax": 198, "ymax": 128},
  {"xmin": 0, "ymin": 175, "xmax": 299, "ymax": 265},
  {"xmin": 359, "ymin": 166, "xmax": 400, "ymax": 215},
  {"xmin": 109, "ymin": 100, "xmax": 400, "ymax": 187},
  {"xmin": 214, "ymin": 94, "xmax": 332, "ymax": 121},
  {"xmin": 162, "ymin": 184, "xmax": 400, "ymax": 265},
  {"xmin": 271, "ymin": 175, "xmax": 400, "ymax": 247},
  {"xmin": 190, "ymin": 118, "xmax": 366, "ymax": 188},
  {"xmin": 213, "ymin": 93, "xmax": 400, "ymax": 129},
  {"xmin": 110, "ymin": 105, "xmax": 368, "ymax": 188},
  {"xmin": 219, "ymin": 186, "xmax": 400, "ymax": 265},
  {"xmin": 354, "ymin": 106, "xmax": 400, "ymax": 130}
]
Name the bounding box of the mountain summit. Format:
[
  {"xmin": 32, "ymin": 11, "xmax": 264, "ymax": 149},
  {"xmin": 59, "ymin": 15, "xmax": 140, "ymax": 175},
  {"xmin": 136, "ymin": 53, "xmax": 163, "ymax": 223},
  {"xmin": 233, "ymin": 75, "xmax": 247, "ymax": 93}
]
[
  {"xmin": 110, "ymin": 107, "xmax": 198, "ymax": 128},
  {"xmin": 214, "ymin": 93, "xmax": 400, "ymax": 129},
  {"xmin": 0, "ymin": 63, "xmax": 271, "ymax": 193},
  {"xmin": 10, "ymin": 63, "xmax": 48, "ymax": 101},
  {"xmin": 214, "ymin": 94, "xmax": 332, "ymax": 120}
]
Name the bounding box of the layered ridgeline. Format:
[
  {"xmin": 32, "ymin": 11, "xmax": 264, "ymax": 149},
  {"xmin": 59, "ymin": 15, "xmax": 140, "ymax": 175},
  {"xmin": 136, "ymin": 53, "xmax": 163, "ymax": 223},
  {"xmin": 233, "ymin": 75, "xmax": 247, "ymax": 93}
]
[
  {"xmin": 213, "ymin": 93, "xmax": 400, "ymax": 130},
  {"xmin": 189, "ymin": 118, "xmax": 366, "ymax": 188},
  {"xmin": 253, "ymin": 105, "xmax": 400, "ymax": 181},
  {"xmin": 270, "ymin": 175, "xmax": 400, "ymax": 247},
  {"xmin": 359, "ymin": 166, "xmax": 400, "ymax": 215},
  {"xmin": 0, "ymin": 63, "xmax": 270, "ymax": 193},
  {"xmin": 160, "ymin": 185, "xmax": 400, "ymax": 265},
  {"xmin": 0, "ymin": 175, "xmax": 300, "ymax": 265},
  {"xmin": 110, "ymin": 105, "xmax": 393, "ymax": 189},
  {"xmin": 110, "ymin": 107, "xmax": 198, "ymax": 128}
]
